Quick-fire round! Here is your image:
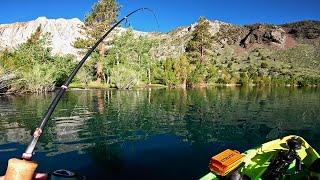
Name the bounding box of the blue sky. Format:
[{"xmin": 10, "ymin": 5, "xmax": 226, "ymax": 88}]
[{"xmin": 0, "ymin": 0, "xmax": 319, "ymax": 32}]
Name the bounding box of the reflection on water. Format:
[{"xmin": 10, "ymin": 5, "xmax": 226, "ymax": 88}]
[{"xmin": 0, "ymin": 87, "xmax": 319, "ymax": 179}]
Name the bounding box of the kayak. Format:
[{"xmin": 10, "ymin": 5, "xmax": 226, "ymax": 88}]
[{"xmin": 200, "ymin": 135, "xmax": 320, "ymax": 180}]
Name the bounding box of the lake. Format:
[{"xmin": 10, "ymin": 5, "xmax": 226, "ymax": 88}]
[{"xmin": 0, "ymin": 87, "xmax": 319, "ymax": 179}]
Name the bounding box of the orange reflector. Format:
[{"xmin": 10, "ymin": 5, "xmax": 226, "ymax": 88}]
[{"xmin": 209, "ymin": 149, "xmax": 244, "ymax": 176}]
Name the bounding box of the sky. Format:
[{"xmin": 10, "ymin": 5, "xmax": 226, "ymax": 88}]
[{"xmin": 0, "ymin": 0, "xmax": 319, "ymax": 32}]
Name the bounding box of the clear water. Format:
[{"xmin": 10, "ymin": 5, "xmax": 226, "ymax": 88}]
[{"xmin": 0, "ymin": 87, "xmax": 319, "ymax": 179}]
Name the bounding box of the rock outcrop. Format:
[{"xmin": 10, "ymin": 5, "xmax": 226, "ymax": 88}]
[
  {"xmin": 0, "ymin": 17, "xmax": 84, "ymax": 57},
  {"xmin": 239, "ymin": 25, "xmax": 286, "ymax": 48}
]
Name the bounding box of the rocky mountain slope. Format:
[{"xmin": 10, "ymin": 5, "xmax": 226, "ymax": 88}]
[
  {"xmin": 0, "ymin": 17, "xmax": 319, "ymax": 67},
  {"xmin": 0, "ymin": 17, "xmax": 84, "ymax": 57},
  {"xmin": 0, "ymin": 17, "xmax": 148, "ymax": 58}
]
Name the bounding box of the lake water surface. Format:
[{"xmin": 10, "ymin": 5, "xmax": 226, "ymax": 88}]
[{"xmin": 0, "ymin": 87, "xmax": 319, "ymax": 179}]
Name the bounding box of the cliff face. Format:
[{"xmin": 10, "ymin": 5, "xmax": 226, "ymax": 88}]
[{"xmin": 0, "ymin": 17, "xmax": 84, "ymax": 57}]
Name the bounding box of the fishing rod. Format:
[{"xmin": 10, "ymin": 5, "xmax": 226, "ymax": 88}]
[
  {"xmin": 3, "ymin": 8, "xmax": 159, "ymax": 179},
  {"xmin": 21, "ymin": 7, "xmax": 154, "ymax": 160}
]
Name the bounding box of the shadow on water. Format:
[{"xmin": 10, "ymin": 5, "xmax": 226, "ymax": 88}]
[{"xmin": 0, "ymin": 87, "xmax": 319, "ymax": 179}]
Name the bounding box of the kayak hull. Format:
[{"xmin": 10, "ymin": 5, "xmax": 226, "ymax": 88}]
[{"xmin": 200, "ymin": 135, "xmax": 320, "ymax": 180}]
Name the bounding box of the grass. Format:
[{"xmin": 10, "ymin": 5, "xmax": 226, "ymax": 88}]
[
  {"xmin": 69, "ymin": 82, "xmax": 168, "ymax": 90},
  {"xmin": 133, "ymin": 83, "xmax": 168, "ymax": 89},
  {"xmin": 69, "ymin": 82, "xmax": 110, "ymax": 89}
]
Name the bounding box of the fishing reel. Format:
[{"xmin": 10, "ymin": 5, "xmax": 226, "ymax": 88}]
[
  {"xmin": 49, "ymin": 169, "xmax": 86, "ymax": 180},
  {"xmin": 262, "ymin": 137, "xmax": 303, "ymax": 180}
]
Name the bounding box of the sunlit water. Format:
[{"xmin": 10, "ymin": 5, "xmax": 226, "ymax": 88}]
[{"xmin": 0, "ymin": 87, "xmax": 319, "ymax": 179}]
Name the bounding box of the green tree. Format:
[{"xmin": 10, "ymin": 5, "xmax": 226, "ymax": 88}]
[
  {"xmin": 105, "ymin": 30, "xmax": 136, "ymax": 67},
  {"xmin": 206, "ymin": 64, "xmax": 219, "ymax": 83},
  {"xmin": 0, "ymin": 26, "xmax": 77, "ymax": 93},
  {"xmin": 135, "ymin": 36, "xmax": 154, "ymax": 85},
  {"xmin": 187, "ymin": 63, "xmax": 207, "ymax": 86},
  {"xmin": 173, "ymin": 54, "xmax": 191, "ymax": 88},
  {"xmin": 163, "ymin": 57, "xmax": 179, "ymax": 87},
  {"xmin": 110, "ymin": 64, "xmax": 139, "ymax": 89},
  {"xmin": 162, "ymin": 55, "xmax": 192, "ymax": 88},
  {"xmin": 105, "ymin": 29, "xmax": 156, "ymax": 86},
  {"xmin": 186, "ymin": 17, "xmax": 213, "ymax": 64},
  {"xmin": 1, "ymin": 26, "xmax": 52, "ymax": 71},
  {"xmin": 75, "ymin": 0, "xmax": 119, "ymax": 83}
]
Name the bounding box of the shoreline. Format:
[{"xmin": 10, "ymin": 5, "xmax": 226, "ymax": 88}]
[{"xmin": 1, "ymin": 83, "xmax": 318, "ymax": 96}]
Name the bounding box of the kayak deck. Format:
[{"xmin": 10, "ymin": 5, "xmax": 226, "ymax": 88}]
[{"xmin": 201, "ymin": 135, "xmax": 320, "ymax": 180}]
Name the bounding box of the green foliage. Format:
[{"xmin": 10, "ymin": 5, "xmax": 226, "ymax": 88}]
[
  {"xmin": 0, "ymin": 26, "xmax": 78, "ymax": 93},
  {"xmin": 173, "ymin": 55, "xmax": 191, "ymax": 87},
  {"xmin": 239, "ymin": 72, "xmax": 250, "ymax": 85},
  {"xmin": 272, "ymin": 44, "xmax": 320, "ymax": 70},
  {"xmin": 261, "ymin": 62, "xmax": 268, "ymax": 68},
  {"xmin": 0, "ymin": 65, "xmax": 3, "ymax": 75},
  {"xmin": 110, "ymin": 64, "xmax": 139, "ymax": 89},
  {"xmin": 106, "ymin": 30, "xmax": 136, "ymax": 66},
  {"xmin": 187, "ymin": 63, "xmax": 207, "ymax": 85},
  {"xmin": 73, "ymin": 38, "xmax": 94, "ymax": 49},
  {"xmin": 52, "ymin": 56, "xmax": 77, "ymax": 86},
  {"xmin": 1, "ymin": 28, "xmax": 52, "ymax": 71},
  {"xmin": 163, "ymin": 58, "xmax": 179, "ymax": 87},
  {"xmin": 84, "ymin": 0, "xmax": 119, "ymax": 38},
  {"xmin": 186, "ymin": 17, "xmax": 213, "ymax": 63},
  {"xmin": 161, "ymin": 55, "xmax": 192, "ymax": 88},
  {"xmin": 17, "ymin": 63, "xmax": 56, "ymax": 93},
  {"xmin": 206, "ymin": 64, "xmax": 219, "ymax": 83},
  {"xmin": 74, "ymin": 66, "xmax": 92, "ymax": 85},
  {"xmin": 2, "ymin": 14, "xmax": 320, "ymax": 93},
  {"xmin": 74, "ymin": 0, "xmax": 119, "ymax": 83},
  {"xmin": 105, "ymin": 29, "xmax": 156, "ymax": 86}
]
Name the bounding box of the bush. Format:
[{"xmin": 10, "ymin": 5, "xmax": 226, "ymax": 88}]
[
  {"xmin": 261, "ymin": 62, "xmax": 268, "ymax": 68},
  {"xmin": 206, "ymin": 64, "xmax": 219, "ymax": 83},
  {"xmin": 0, "ymin": 27, "xmax": 80, "ymax": 93},
  {"xmin": 52, "ymin": 55, "xmax": 77, "ymax": 86},
  {"xmin": 110, "ymin": 64, "xmax": 139, "ymax": 89},
  {"xmin": 17, "ymin": 64, "xmax": 56, "ymax": 93},
  {"xmin": 187, "ymin": 63, "xmax": 207, "ymax": 86}
]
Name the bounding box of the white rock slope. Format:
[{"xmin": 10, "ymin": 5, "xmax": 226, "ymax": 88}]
[{"xmin": 0, "ymin": 17, "xmax": 84, "ymax": 57}]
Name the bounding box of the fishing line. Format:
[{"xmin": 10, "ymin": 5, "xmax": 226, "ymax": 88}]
[
  {"xmin": 121, "ymin": 8, "xmax": 160, "ymax": 32},
  {"xmin": 142, "ymin": 8, "xmax": 160, "ymax": 32}
]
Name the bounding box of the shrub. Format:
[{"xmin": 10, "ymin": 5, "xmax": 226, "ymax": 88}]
[
  {"xmin": 17, "ymin": 64, "xmax": 56, "ymax": 93},
  {"xmin": 261, "ymin": 62, "xmax": 268, "ymax": 68},
  {"xmin": 110, "ymin": 64, "xmax": 139, "ymax": 89}
]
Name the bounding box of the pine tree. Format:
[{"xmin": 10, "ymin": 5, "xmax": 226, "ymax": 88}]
[
  {"xmin": 174, "ymin": 54, "xmax": 191, "ymax": 88},
  {"xmin": 75, "ymin": 0, "xmax": 119, "ymax": 83},
  {"xmin": 186, "ymin": 17, "xmax": 212, "ymax": 64}
]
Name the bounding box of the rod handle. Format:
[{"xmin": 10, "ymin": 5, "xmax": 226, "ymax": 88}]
[{"xmin": 4, "ymin": 158, "xmax": 38, "ymax": 180}]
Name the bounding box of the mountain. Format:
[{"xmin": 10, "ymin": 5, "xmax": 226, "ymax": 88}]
[
  {"xmin": 0, "ymin": 17, "xmax": 319, "ymax": 77},
  {"xmin": 1, "ymin": 17, "xmax": 319, "ymax": 57},
  {"xmin": 0, "ymin": 17, "xmax": 84, "ymax": 57},
  {"xmin": 0, "ymin": 17, "xmax": 149, "ymax": 58},
  {"xmin": 156, "ymin": 19, "xmax": 320, "ymax": 79}
]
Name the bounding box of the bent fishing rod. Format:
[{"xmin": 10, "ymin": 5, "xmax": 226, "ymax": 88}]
[{"xmin": 22, "ymin": 8, "xmax": 154, "ymax": 160}]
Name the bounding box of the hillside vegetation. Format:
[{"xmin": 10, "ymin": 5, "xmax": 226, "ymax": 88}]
[{"xmin": 0, "ymin": 0, "xmax": 319, "ymax": 94}]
